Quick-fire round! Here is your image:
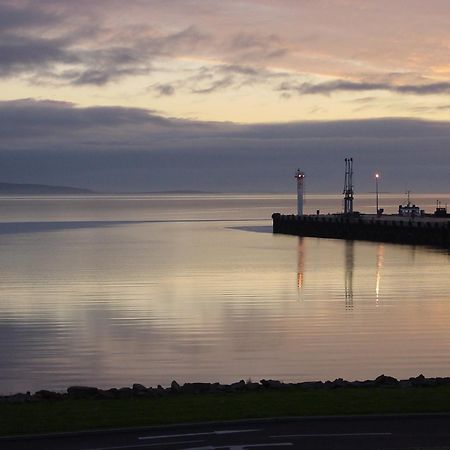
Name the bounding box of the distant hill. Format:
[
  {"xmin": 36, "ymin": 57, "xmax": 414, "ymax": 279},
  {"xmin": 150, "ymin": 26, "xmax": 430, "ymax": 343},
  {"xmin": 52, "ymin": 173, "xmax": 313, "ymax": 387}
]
[
  {"xmin": 136, "ymin": 190, "xmax": 218, "ymax": 194},
  {"xmin": 0, "ymin": 183, "xmax": 94, "ymax": 195}
]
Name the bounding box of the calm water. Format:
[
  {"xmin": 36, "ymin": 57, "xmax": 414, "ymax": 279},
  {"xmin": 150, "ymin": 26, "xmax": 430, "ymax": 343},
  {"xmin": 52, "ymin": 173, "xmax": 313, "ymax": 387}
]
[{"xmin": 0, "ymin": 193, "xmax": 450, "ymax": 394}]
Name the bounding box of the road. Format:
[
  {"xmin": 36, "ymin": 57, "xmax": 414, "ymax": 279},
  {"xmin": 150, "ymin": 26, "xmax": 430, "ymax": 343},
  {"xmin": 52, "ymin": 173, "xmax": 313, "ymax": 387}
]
[{"xmin": 2, "ymin": 414, "xmax": 450, "ymax": 449}]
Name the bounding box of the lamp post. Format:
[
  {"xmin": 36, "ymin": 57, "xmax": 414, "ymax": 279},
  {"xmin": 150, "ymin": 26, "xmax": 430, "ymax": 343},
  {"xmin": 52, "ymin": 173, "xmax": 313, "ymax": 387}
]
[{"xmin": 375, "ymin": 173, "xmax": 380, "ymax": 215}]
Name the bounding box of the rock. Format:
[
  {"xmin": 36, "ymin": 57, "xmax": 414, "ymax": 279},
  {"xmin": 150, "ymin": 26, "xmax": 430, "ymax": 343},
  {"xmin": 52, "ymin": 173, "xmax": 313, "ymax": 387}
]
[
  {"xmin": 409, "ymin": 374, "xmax": 428, "ymax": 387},
  {"xmin": 245, "ymin": 382, "xmax": 261, "ymax": 391},
  {"xmin": 216, "ymin": 384, "xmax": 233, "ymax": 393},
  {"xmin": 330, "ymin": 378, "xmax": 350, "ymax": 388},
  {"xmin": 131, "ymin": 383, "xmax": 151, "ymax": 396},
  {"xmin": 144, "ymin": 387, "xmax": 162, "ymax": 397},
  {"xmin": 67, "ymin": 386, "xmax": 99, "ymax": 399},
  {"xmin": 132, "ymin": 383, "xmax": 147, "ymax": 392},
  {"xmin": 299, "ymin": 381, "xmax": 324, "ymax": 389},
  {"xmin": 409, "ymin": 375, "xmax": 436, "ymax": 387},
  {"xmin": 182, "ymin": 383, "xmax": 213, "ymax": 394},
  {"xmin": 207, "ymin": 383, "xmax": 222, "ymax": 393},
  {"xmin": 355, "ymin": 380, "xmax": 376, "ymax": 388},
  {"xmin": 117, "ymin": 387, "xmax": 133, "ymax": 398},
  {"xmin": 6, "ymin": 393, "xmax": 31, "ymax": 403},
  {"xmin": 374, "ymin": 374, "xmax": 399, "ymax": 386},
  {"xmin": 260, "ymin": 379, "xmax": 284, "ymax": 389},
  {"xmin": 435, "ymin": 377, "xmax": 450, "ymax": 386},
  {"xmin": 97, "ymin": 389, "xmax": 118, "ymax": 399},
  {"xmin": 34, "ymin": 390, "xmax": 62, "ymax": 400},
  {"xmin": 156, "ymin": 385, "xmax": 168, "ymax": 395},
  {"xmin": 230, "ymin": 380, "xmax": 247, "ymax": 391}
]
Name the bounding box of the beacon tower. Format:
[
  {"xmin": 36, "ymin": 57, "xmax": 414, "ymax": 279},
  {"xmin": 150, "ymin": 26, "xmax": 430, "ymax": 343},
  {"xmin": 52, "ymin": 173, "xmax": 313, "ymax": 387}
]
[{"xmin": 295, "ymin": 169, "xmax": 305, "ymax": 216}]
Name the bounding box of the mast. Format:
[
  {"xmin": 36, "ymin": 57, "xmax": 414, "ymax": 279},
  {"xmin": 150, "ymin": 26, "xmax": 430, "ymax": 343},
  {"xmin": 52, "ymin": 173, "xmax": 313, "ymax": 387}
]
[{"xmin": 343, "ymin": 157, "xmax": 354, "ymax": 214}]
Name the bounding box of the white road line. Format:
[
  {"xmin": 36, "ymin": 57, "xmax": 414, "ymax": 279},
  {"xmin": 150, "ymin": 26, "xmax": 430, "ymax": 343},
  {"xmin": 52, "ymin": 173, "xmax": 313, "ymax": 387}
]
[
  {"xmin": 138, "ymin": 429, "xmax": 260, "ymax": 440},
  {"xmin": 84, "ymin": 439, "xmax": 203, "ymax": 450},
  {"xmin": 270, "ymin": 432, "xmax": 393, "ymax": 438}
]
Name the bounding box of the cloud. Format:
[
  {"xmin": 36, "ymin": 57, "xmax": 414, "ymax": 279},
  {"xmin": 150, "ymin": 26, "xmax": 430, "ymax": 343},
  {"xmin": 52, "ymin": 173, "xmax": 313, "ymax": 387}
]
[
  {"xmin": 0, "ymin": 2, "xmax": 211, "ymax": 86},
  {"xmin": 0, "ymin": 3, "xmax": 58, "ymax": 32},
  {"xmin": 150, "ymin": 63, "xmax": 292, "ymax": 97},
  {"xmin": 0, "ymin": 34, "xmax": 77, "ymax": 76},
  {"xmin": 0, "ymin": 3, "xmax": 292, "ymax": 91},
  {"xmin": 153, "ymin": 83, "xmax": 176, "ymax": 96},
  {"xmin": 1, "ymin": 98, "xmax": 450, "ymax": 193},
  {"xmin": 0, "ymin": 98, "xmax": 174, "ymax": 138},
  {"xmin": 192, "ymin": 76, "xmax": 234, "ymax": 94},
  {"xmin": 279, "ymin": 80, "xmax": 450, "ymax": 96},
  {"xmin": 1, "ymin": 0, "xmax": 450, "ymax": 104}
]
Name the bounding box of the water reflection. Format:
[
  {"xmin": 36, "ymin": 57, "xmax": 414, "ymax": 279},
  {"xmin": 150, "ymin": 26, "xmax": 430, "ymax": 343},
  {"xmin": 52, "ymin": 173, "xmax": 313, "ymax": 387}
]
[
  {"xmin": 297, "ymin": 237, "xmax": 305, "ymax": 292},
  {"xmin": 1, "ymin": 195, "xmax": 450, "ymax": 393},
  {"xmin": 376, "ymin": 244, "xmax": 385, "ymax": 302},
  {"xmin": 344, "ymin": 240, "xmax": 354, "ymax": 309},
  {"xmin": 295, "ymin": 240, "xmax": 389, "ymax": 307}
]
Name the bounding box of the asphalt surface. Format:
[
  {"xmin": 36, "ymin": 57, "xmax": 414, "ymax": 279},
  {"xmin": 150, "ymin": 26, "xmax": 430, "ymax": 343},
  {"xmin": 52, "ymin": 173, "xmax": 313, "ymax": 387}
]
[{"xmin": 2, "ymin": 414, "xmax": 450, "ymax": 450}]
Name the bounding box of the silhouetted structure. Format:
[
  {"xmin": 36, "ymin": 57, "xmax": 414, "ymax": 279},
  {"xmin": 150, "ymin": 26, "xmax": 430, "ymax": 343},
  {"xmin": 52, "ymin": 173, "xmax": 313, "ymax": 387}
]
[
  {"xmin": 343, "ymin": 158, "xmax": 354, "ymax": 214},
  {"xmin": 295, "ymin": 169, "xmax": 305, "ymax": 216}
]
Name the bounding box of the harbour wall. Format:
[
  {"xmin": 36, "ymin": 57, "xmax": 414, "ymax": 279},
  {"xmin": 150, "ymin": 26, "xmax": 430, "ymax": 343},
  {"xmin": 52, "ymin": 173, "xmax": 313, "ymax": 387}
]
[{"xmin": 272, "ymin": 213, "xmax": 450, "ymax": 249}]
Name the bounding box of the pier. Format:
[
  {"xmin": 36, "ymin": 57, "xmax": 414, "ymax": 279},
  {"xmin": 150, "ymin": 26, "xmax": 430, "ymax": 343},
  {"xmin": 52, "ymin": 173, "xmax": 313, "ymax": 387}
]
[
  {"xmin": 275, "ymin": 159, "xmax": 450, "ymax": 249},
  {"xmin": 272, "ymin": 213, "xmax": 450, "ymax": 249}
]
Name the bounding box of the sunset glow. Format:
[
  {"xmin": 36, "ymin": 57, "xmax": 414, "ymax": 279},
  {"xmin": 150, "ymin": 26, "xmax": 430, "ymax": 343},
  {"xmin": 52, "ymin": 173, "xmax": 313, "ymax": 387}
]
[{"xmin": 1, "ymin": 0, "xmax": 450, "ymax": 192}]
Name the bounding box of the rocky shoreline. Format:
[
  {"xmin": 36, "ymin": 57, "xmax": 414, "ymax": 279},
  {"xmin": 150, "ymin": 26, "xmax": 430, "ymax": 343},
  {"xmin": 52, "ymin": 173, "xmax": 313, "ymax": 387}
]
[{"xmin": 2, "ymin": 374, "xmax": 450, "ymax": 403}]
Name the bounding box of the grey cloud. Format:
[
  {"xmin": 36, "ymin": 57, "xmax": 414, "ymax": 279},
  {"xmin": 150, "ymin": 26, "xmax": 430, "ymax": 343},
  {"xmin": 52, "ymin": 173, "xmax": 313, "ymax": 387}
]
[
  {"xmin": 0, "ymin": 3, "xmax": 57, "ymax": 32},
  {"xmin": 70, "ymin": 66, "xmax": 149, "ymax": 86},
  {"xmin": 230, "ymin": 33, "xmax": 273, "ymax": 50},
  {"xmin": 280, "ymin": 80, "xmax": 450, "ymax": 96},
  {"xmin": 0, "ymin": 7, "xmax": 210, "ymax": 85},
  {"xmin": 396, "ymin": 82, "xmax": 450, "ymax": 95},
  {"xmin": 351, "ymin": 97, "xmax": 377, "ymax": 104},
  {"xmin": 220, "ymin": 64, "xmax": 261, "ymax": 76},
  {"xmin": 0, "ymin": 99, "xmax": 173, "ymax": 138},
  {"xmin": 226, "ymin": 32, "xmax": 289, "ymax": 64},
  {"xmin": 4, "ymin": 99, "xmax": 450, "ymax": 139},
  {"xmin": 229, "ymin": 32, "xmax": 286, "ymax": 55},
  {"xmin": 156, "ymin": 25, "xmax": 210, "ymax": 54},
  {"xmin": 153, "ymin": 83, "xmax": 176, "ymax": 96},
  {"xmin": 47, "ymin": 44, "xmax": 153, "ymax": 86},
  {"xmin": 410, "ymin": 104, "xmax": 450, "ymax": 113},
  {"xmin": 0, "ymin": 34, "xmax": 77, "ymax": 76},
  {"xmin": 71, "ymin": 70, "xmax": 111, "ymax": 86},
  {"xmin": 192, "ymin": 76, "xmax": 234, "ymax": 94},
  {"xmin": 1, "ymin": 99, "xmax": 450, "ymax": 193},
  {"xmin": 156, "ymin": 63, "xmax": 291, "ymax": 96}
]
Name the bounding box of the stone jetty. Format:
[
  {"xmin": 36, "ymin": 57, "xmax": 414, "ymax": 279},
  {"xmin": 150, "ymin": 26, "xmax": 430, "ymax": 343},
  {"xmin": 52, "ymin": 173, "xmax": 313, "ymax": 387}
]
[{"xmin": 272, "ymin": 213, "xmax": 450, "ymax": 248}]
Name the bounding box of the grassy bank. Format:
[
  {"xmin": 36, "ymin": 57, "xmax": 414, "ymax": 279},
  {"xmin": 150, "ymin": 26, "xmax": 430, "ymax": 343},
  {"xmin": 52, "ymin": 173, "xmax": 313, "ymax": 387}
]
[{"xmin": 2, "ymin": 386, "xmax": 450, "ymax": 436}]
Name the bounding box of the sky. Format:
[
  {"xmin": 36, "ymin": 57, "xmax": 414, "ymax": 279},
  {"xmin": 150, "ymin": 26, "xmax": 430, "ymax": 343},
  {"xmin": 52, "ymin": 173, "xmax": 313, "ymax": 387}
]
[{"xmin": 1, "ymin": 0, "xmax": 450, "ymax": 192}]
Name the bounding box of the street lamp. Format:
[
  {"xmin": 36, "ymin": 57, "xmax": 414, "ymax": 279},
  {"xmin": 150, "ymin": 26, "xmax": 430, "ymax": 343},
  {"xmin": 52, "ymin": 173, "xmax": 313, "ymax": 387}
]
[{"xmin": 375, "ymin": 173, "xmax": 380, "ymax": 215}]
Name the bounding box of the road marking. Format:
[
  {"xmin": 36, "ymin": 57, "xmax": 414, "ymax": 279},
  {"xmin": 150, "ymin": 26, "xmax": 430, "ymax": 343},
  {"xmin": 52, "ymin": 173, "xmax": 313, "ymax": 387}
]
[
  {"xmin": 184, "ymin": 444, "xmax": 293, "ymax": 450},
  {"xmin": 139, "ymin": 429, "xmax": 260, "ymax": 440},
  {"xmin": 270, "ymin": 432, "xmax": 392, "ymax": 438},
  {"xmin": 85, "ymin": 439, "xmax": 203, "ymax": 450}
]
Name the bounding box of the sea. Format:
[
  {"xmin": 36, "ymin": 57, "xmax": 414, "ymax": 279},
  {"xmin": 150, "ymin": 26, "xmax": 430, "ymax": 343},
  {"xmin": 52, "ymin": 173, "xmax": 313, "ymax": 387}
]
[{"xmin": 0, "ymin": 193, "xmax": 449, "ymax": 394}]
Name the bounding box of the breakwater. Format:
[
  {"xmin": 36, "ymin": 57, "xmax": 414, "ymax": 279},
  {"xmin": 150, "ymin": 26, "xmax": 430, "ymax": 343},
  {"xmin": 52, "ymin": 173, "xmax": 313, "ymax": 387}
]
[
  {"xmin": 272, "ymin": 213, "xmax": 450, "ymax": 248},
  {"xmin": 0, "ymin": 374, "xmax": 446, "ymax": 403}
]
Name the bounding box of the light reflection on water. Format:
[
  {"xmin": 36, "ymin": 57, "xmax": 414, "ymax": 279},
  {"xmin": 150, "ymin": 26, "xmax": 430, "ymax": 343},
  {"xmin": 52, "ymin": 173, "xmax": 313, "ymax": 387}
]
[{"xmin": 0, "ymin": 194, "xmax": 449, "ymax": 394}]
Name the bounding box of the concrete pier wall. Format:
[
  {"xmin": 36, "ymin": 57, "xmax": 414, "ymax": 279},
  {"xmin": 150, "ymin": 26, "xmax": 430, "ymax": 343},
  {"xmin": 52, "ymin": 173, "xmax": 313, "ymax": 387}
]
[{"xmin": 272, "ymin": 213, "xmax": 450, "ymax": 249}]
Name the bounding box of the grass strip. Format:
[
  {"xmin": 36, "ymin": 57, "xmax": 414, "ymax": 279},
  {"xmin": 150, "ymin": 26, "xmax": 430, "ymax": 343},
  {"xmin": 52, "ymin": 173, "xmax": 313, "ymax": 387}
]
[{"xmin": 2, "ymin": 386, "xmax": 450, "ymax": 437}]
